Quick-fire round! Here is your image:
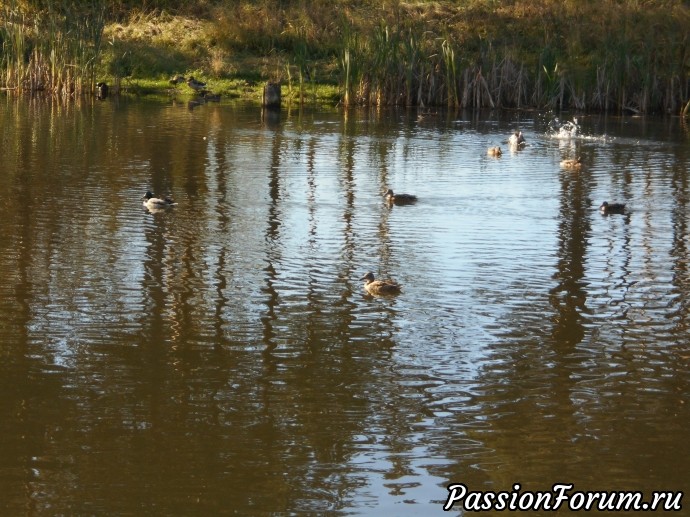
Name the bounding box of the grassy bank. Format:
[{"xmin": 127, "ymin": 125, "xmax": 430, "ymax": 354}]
[{"xmin": 2, "ymin": 1, "xmax": 689, "ymax": 114}]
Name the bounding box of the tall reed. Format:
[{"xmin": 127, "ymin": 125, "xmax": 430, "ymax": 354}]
[
  {"xmin": 0, "ymin": 0, "xmax": 106, "ymax": 96},
  {"xmin": 441, "ymin": 39, "xmax": 458, "ymax": 108},
  {"xmin": 340, "ymin": 21, "xmax": 363, "ymax": 107},
  {"xmin": 332, "ymin": 0, "xmax": 688, "ymax": 113}
]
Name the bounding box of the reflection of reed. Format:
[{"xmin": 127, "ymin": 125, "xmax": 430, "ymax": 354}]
[
  {"xmin": 9, "ymin": 137, "xmax": 33, "ymax": 374},
  {"xmin": 305, "ymin": 136, "xmax": 322, "ymax": 348},
  {"xmin": 549, "ymin": 164, "xmax": 592, "ymax": 348},
  {"xmin": 669, "ymin": 159, "xmax": 689, "ymax": 335},
  {"xmin": 261, "ymin": 125, "xmax": 283, "ymax": 360},
  {"xmin": 141, "ymin": 218, "xmax": 171, "ymax": 350},
  {"xmin": 210, "ymin": 133, "xmax": 231, "ymax": 350}
]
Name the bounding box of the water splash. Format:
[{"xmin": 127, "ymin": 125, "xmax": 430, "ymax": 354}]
[
  {"xmin": 547, "ymin": 116, "xmax": 581, "ymax": 139},
  {"xmin": 546, "ymin": 115, "xmax": 612, "ymax": 143}
]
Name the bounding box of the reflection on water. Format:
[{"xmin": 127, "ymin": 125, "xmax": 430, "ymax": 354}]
[{"xmin": 0, "ymin": 96, "xmax": 689, "ymax": 514}]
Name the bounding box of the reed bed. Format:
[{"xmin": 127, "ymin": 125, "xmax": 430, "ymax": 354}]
[
  {"xmin": 1, "ymin": 0, "xmax": 688, "ymax": 113},
  {"xmin": 213, "ymin": 0, "xmax": 687, "ymax": 113},
  {"xmin": 1, "ymin": 0, "xmax": 106, "ymax": 96},
  {"xmin": 333, "ymin": 0, "xmax": 689, "ymax": 113}
]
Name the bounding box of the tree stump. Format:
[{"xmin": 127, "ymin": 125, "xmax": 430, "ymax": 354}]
[{"xmin": 263, "ymin": 81, "xmax": 281, "ymax": 108}]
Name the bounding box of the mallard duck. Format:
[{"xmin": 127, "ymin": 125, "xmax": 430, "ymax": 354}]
[
  {"xmin": 384, "ymin": 189, "xmax": 417, "ymax": 205},
  {"xmin": 360, "ymin": 272, "xmax": 401, "ymax": 296},
  {"xmin": 186, "ymin": 77, "xmax": 207, "ymax": 92},
  {"xmin": 560, "ymin": 156, "xmax": 582, "ymax": 169},
  {"xmin": 143, "ymin": 191, "xmax": 177, "ymax": 210},
  {"xmin": 599, "ymin": 201, "xmax": 626, "ymax": 214},
  {"xmin": 508, "ymin": 130, "xmax": 526, "ymax": 147},
  {"xmin": 487, "ymin": 146, "xmax": 502, "ymax": 157}
]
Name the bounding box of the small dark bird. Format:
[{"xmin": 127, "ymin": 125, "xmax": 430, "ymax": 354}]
[
  {"xmin": 599, "ymin": 201, "xmax": 626, "ymax": 214},
  {"xmin": 384, "ymin": 189, "xmax": 417, "ymax": 205},
  {"xmin": 96, "ymin": 82, "xmax": 108, "ymax": 99}
]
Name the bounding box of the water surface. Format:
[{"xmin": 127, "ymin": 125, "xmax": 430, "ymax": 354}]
[{"xmin": 0, "ymin": 96, "xmax": 688, "ymax": 515}]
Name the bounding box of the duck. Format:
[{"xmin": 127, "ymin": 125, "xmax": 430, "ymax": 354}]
[
  {"xmin": 557, "ymin": 117, "xmax": 580, "ymax": 138},
  {"xmin": 200, "ymin": 91, "xmax": 221, "ymax": 102},
  {"xmin": 560, "ymin": 156, "xmax": 582, "ymax": 169},
  {"xmin": 384, "ymin": 188, "xmax": 417, "ymax": 205},
  {"xmin": 487, "ymin": 146, "xmax": 502, "ymax": 157},
  {"xmin": 96, "ymin": 82, "xmax": 108, "ymax": 99},
  {"xmin": 143, "ymin": 191, "xmax": 177, "ymax": 210},
  {"xmin": 508, "ymin": 130, "xmax": 526, "ymax": 147},
  {"xmin": 169, "ymin": 75, "xmax": 186, "ymax": 85},
  {"xmin": 186, "ymin": 77, "xmax": 207, "ymax": 92},
  {"xmin": 599, "ymin": 201, "xmax": 626, "ymax": 214},
  {"xmin": 360, "ymin": 272, "xmax": 401, "ymax": 296}
]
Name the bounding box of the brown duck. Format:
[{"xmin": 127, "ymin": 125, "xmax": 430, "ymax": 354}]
[
  {"xmin": 560, "ymin": 157, "xmax": 582, "ymax": 169},
  {"xmin": 360, "ymin": 272, "xmax": 401, "ymax": 296}
]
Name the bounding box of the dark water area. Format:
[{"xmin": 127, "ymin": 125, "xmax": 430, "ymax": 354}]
[{"xmin": 0, "ymin": 95, "xmax": 688, "ymax": 515}]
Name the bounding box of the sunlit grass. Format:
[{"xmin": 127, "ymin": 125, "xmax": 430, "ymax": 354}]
[{"xmin": 2, "ymin": 0, "xmax": 688, "ymax": 113}]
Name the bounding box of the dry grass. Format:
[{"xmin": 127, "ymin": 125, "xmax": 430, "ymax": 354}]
[{"xmin": 3, "ymin": 0, "xmax": 688, "ymax": 111}]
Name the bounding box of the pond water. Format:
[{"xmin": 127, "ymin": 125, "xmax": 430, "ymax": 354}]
[{"xmin": 0, "ymin": 95, "xmax": 688, "ymax": 515}]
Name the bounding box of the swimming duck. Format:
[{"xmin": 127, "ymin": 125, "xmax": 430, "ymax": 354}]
[
  {"xmin": 508, "ymin": 130, "xmax": 526, "ymax": 147},
  {"xmin": 599, "ymin": 201, "xmax": 626, "ymax": 214},
  {"xmin": 96, "ymin": 82, "xmax": 108, "ymax": 99},
  {"xmin": 186, "ymin": 77, "xmax": 207, "ymax": 92},
  {"xmin": 560, "ymin": 157, "xmax": 582, "ymax": 169},
  {"xmin": 143, "ymin": 191, "xmax": 177, "ymax": 210},
  {"xmin": 558, "ymin": 118, "xmax": 580, "ymax": 138},
  {"xmin": 487, "ymin": 146, "xmax": 502, "ymax": 157},
  {"xmin": 360, "ymin": 272, "xmax": 401, "ymax": 296},
  {"xmin": 384, "ymin": 189, "xmax": 417, "ymax": 205}
]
